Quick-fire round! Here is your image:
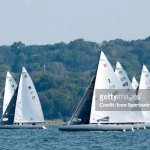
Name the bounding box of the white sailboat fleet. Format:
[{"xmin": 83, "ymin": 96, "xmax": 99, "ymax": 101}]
[
  {"xmin": 59, "ymin": 51, "xmax": 150, "ymax": 131},
  {"xmin": 0, "ymin": 67, "xmax": 46, "ymax": 129},
  {"xmin": 1, "ymin": 51, "xmax": 150, "ymax": 131}
]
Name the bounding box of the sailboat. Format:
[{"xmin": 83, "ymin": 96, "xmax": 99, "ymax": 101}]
[
  {"xmin": 0, "ymin": 68, "xmax": 46, "ymax": 129},
  {"xmin": 0, "ymin": 72, "xmax": 17, "ymax": 124},
  {"xmin": 59, "ymin": 52, "xmax": 145, "ymax": 131},
  {"xmin": 132, "ymin": 77, "xmax": 139, "ymax": 90},
  {"xmin": 138, "ymin": 65, "xmax": 150, "ymax": 126},
  {"xmin": 114, "ymin": 61, "xmax": 144, "ymax": 123},
  {"xmin": 2, "ymin": 72, "xmax": 17, "ymax": 116},
  {"xmin": 132, "ymin": 77, "xmax": 139, "ymax": 94},
  {"xmin": 89, "ymin": 52, "xmax": 143, "ymax": 124}
]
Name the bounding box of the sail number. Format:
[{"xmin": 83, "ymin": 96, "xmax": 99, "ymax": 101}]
[
  {"xmin": 28, "ymin": 86, "xmax": 35, "ymax": 100},
  {"xmin": 123, "ymin": 82, "xmax": 128, "ymax": 87},
  {"xmin": 120, "ymin": 76, "xmax": 126, "ymax": 81},
  {"xmin": 104, "ymin": 64, "xmax": 107, "ymax": 67}
]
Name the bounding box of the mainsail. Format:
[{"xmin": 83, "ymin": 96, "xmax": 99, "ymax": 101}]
[
  {"xmin": 138, "ymin": 65, "xmax": 150, "ymax": 122},
  {"xmin": 1, "ymin": 88, "xmax": 18, "ymax": 125},
  {"xmin": 89, "ymin": 51, "xmax": 144, "ymax": 123},
  {"xmin": 115, "ymin": 62, "xmax": 143, "ymax": 121},
  {"xmin": 69, "ymin": 76, "xmax": 95, "ymax": 125},
  {"xmin": 14, "ymin": 67, "xmax": 44, "ymax": 123},
  {"xmin": 139, "ymin": 65, "xmax": 150, "ymax": 89},
  {"xmin": 115, "ymin": 61, "xmax": 133, "ymax": 89},
  {"xmin": 2, "ymin": 72, "xmax": 17, "ymax": 115},
  {"xmin": 0, "ymin": 72, "xmax": 17, "ymax": 124}
]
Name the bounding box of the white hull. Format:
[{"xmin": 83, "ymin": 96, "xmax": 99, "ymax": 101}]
[
  {"xmin": 0, "ymin": 125, "xmax": 46, "ymax": 129},
  {"xmin": 59, "ymin": 123, "xmax": 150, "ymax": 132}
]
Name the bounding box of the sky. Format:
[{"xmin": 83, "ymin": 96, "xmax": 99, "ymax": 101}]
[{"xmin": 0, "ymin": 0, "xmax": 150, "ymax": 45}]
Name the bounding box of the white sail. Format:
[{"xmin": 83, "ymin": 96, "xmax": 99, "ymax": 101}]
[
  {"xmin": 14, "ymin": 67, "xmax": 44, "ymax": 123},
  {"xmin": 115, "ymin": 61, "xmax": 133, "ymax": 89},
  {"xmin": 139, "ymin": 65, "xmax": 150, "ymax": 89},
  {"xmin": 132, "ymin": 77, "xmax": 139, "ymax": 90},
  {"xmin": 115, "ymin": 62, "xmax": 144, "ymax": 121},
  {"xmin": 90, "ymin": 52, "xmax": 144, "ymax": 123},
  {"xmin": 138, "ymin": 65, "xmax": 150, "ymax": 122},
  {"xmin": 3, "ymin": 72, "xmax": 17, "ymax": 115}
]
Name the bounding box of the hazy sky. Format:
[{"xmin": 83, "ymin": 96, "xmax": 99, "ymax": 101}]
[{"xmin": 0, "ymin": 0, "xmax": 150, "ymax": 45}]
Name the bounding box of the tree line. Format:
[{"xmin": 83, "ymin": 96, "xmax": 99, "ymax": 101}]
[{"xmin": 0, "ymin": 37, "xmax": 150, "ymax": 119}]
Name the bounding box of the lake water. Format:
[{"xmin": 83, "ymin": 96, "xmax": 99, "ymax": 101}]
[{"xmin": 0, "ymin": 126, "xmax": 149, "ymax": 150}]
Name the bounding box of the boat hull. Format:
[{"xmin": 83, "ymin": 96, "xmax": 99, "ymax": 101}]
[
  {"xmin": 59, "ymin": 123, "xmax": 149, "ymax": 131},
  {"xmin": 0, "ymin": 125, "xmax": 46, "ymax": 129}
]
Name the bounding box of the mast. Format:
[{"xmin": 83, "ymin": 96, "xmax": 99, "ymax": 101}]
[{"xmin": 0, "ymin": 89, "xmax": 4, "ymax": 119}]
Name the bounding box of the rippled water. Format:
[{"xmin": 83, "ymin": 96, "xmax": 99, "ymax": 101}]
[{"xmin": 0, "ymin": 126, "xmax": 149, "ymax": 150}]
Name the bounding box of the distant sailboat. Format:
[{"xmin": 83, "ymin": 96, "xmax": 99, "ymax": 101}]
[
  {"xmin": 132, "ymin": 77, "xmax": 139, "ymax": 94},
  {"xmin": 139, "ymin": 65, "xmax": 150, "ymax": 89},
  {"xmin": 14, "ymin": 67, "xmax": 45, "ymax": 124},
  {"xmin": 59, "ymin": 52, "xmax": 145, "ymax": 131},
  {"xmin": 138, "ymin": 65, "xmax": 150, "ymax": 123},
  {"xmin": 132, "ymin": 77, "xmax": 139, "ymax": 90},
  {"xmin": 0, "ymin": 72, "xmax": 17, "ymax": 124},
  {"xmin": 115, "ymin": 61, "xmax": 143, "ymax": 122},
  {"xmin": 0, "ymin": 68, "xmax": 45, "ymax": 129},
  {"xmin": 3, "ymin": 72, "xmax": 17, "ymax": 115}
]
